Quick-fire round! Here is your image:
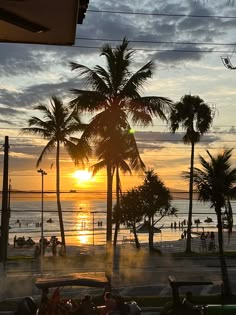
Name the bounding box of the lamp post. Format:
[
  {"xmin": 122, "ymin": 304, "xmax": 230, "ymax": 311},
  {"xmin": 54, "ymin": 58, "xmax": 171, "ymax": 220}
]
[{"xmin": 37, "ymin": 168, "xmax": 47, "ymax": 257}]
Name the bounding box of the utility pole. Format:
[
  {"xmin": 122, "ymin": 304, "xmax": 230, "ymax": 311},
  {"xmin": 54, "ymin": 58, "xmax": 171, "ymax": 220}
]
[
  {"xmin": 0, "ymin": 136, "xmax": 10, "ymax": 265},
  {"xmin": 37, "ymin": 168, "xmax": 47, "ymax": 258}
]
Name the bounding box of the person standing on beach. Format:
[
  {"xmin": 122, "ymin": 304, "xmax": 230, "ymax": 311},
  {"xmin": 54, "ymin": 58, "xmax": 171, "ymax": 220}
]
[
  {"xmin": 13, "ymin": 235, "xmax": 17, "ymax": 248},
  {"xmin": 208, "ymin": 232, "xmax": 215, "ymax": 251},
  {"xmin": 200, "ymin": 232, "xmax": 207, "ymax": 252}
]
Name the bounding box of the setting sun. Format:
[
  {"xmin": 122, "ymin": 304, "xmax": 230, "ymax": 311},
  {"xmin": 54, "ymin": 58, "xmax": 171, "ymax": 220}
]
[{"xmin": 73, "ymin": 170, "xmax": 93, "ymax": 184}]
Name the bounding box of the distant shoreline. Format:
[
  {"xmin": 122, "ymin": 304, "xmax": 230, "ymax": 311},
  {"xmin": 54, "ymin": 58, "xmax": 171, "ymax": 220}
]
[{"xmin": 2, "ymin": 190, "xmax": 203, "ymax": 201}]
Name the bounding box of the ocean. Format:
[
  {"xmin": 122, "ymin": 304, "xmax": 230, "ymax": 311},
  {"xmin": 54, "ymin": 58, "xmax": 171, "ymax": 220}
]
[{"xmin": 4, "ymin": 192, "xmax": 236, "ymax": 246}]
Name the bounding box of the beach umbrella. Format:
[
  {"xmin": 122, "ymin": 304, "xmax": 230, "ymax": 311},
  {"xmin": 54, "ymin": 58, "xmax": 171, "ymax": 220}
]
[{"xmin": 136, "ymin": 221, "xmax": 162, "ymax": 233}]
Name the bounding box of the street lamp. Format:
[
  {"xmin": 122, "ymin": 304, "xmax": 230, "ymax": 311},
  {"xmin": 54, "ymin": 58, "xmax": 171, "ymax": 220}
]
[{"xmin": 37, "ymin": 168, "xmax": 47, "ymax": 257}]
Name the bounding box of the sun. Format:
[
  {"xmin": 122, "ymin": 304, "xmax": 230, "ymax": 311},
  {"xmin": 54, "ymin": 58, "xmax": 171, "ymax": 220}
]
[{"xmin": 73, "ymin": 170, "xmax": 93, "ymax": 183}]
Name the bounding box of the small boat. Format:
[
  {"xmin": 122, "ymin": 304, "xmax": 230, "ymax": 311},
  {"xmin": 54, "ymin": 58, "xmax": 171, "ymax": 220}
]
[
  {"xmin": 204, "ymin": 217, "xmax": 213, "ymax": 223},
  {"xmin": 47, "ymin": 218, "xmax": 53, "ymax": 223},
  {"xmin": 194, "ymin": 219, "xmax": 201, "ymax": 225}
]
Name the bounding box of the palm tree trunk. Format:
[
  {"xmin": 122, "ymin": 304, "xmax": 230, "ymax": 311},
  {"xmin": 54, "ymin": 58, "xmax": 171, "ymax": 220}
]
[
  {"xmin": 56, "ymin": 141, "xmax": 66, "ymax": 251},
  {"xmin": 186, "ymin": 141, "xmax": 194, "ymax": 253},
  {"xmin": 149, "ymin": 215, "xmax": 154, "ymax": 250},
  {"xmin": 106, "ymin": 163, "xmax": 113, "ymax": 247},
  {"xmin": 216, "ymin": 207, "xmax": 232, "ymax": 297},
  {"xmin": 113, "ymin": 167, "xmax": 120, "ymax": 247}
]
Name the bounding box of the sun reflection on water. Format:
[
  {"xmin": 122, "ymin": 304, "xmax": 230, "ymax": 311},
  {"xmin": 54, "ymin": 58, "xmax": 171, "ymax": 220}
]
[{"xmin": 76, "ymin": 212, "xmax": 91, "ymax": 244}]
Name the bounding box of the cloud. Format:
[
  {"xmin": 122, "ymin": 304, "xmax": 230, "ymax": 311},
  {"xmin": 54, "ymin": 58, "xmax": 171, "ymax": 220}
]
[{"xmin": 135, "ymin": 131, "xmax": 219, "ymax": 145}]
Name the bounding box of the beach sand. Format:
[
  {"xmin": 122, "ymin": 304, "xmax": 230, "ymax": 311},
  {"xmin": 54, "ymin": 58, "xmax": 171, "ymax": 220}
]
[{"xmin": 7, "ymin": 230, "xmax": 236, "ymax": 257}]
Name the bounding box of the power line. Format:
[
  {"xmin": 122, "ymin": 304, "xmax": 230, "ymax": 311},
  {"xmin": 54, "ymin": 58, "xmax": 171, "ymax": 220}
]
[
  {"xmin": 87, "ymin": 9, "xmax": 236, "ymax": 19},
  {"xmin": 71, "ymin": 44, "xmax": 230, "ymax": 54},
  {"xmin": 75, "ymin": 37, "xmax": 236, "ymax": 47}
]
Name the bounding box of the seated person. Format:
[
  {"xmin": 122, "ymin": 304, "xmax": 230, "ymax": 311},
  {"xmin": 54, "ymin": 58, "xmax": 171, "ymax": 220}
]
[
  {"xmin": 182, "ymin": 291, "xmax": 204, "ymax": 315},
  {"xmin": 80, "ymin": 295, "xmax": 98, "ymax": 315},
  {"xmin": 102, "ymin": 292, "xmax": 118, "ymax": 315}
]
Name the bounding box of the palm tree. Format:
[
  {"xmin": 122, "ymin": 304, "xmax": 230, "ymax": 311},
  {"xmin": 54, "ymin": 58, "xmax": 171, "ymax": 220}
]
[
  {"xmin": 193, "ymin": 148, "xmax": 236, "ymax": 297},
  {"xmin": 70, "ymin": 38, "xmax": 172, "ymax": 245},
  {"xmin": 169, "ymin": 94, "xmax": 214, "ymax": 253},
  {"xmin": 21, "ymin": 96, "xmax": 91, "ymax": 250},
  {"xmin": 90, "ymin": 128, "xmax": 145, "ymax": 246},
  {"xmin": 140, "ymin": 170, "xmax": 177, "ymax": 250}
]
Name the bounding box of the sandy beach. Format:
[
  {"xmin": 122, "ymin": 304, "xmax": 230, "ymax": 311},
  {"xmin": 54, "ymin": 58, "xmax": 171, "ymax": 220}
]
[{"xmin": 7, "ymin": 230, "xmax": 236, "ymax": 258}]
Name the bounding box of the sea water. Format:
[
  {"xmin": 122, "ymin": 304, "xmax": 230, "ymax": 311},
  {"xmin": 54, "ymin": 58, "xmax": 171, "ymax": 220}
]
[{"xmin": 4, "ymin": 192, "xmax": 235, "ymax": 246}]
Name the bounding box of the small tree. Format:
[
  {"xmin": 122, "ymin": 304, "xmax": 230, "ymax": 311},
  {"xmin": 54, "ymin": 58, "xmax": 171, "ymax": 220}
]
[
  {"xmin": 118, "ymin": 188, "xmax": 144, "ymax": 249},
  {"xmin": 140, "ymin": 170, "xmax": 177, "ymax": 250}
]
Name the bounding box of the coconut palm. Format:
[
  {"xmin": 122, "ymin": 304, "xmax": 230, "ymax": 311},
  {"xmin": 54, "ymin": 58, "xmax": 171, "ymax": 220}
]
[
  {"xmin": 169, "ymin": 94, "xmax": 214, "ymax": 253},
  {"xmin": 70, "ymin": 38, "xmax": 172, "ymax": 245},
  {"xmin": 193, "ymin": 148, "xmax": 236, "ymax": 297},
  {"xmin": 21, "ymin": 96, "xmax": 91, "ymax": 250},
  {"xmin": 90, "ymin": 128, "xmax": 145, "ymax": 245}
]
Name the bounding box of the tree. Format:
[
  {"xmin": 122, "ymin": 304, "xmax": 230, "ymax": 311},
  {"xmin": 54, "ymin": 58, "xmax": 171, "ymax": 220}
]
[
  {"xmin": 70, "ymin": 38, "xmax": 172, "ymax": 245},
  {"xmin": 193, "ymin": 148, "xmax": 236, "ymax": 297},
  {"xmin": 118, "ymin": 188, "xmax": 144, "ymax": 249},
  {"xmin": 21, "ymin": 96, "xmax": 91, "ymax": 250},
  {"xmin": 140, "ymin": 170, "xmax": 177, "ymax": 250},
  {"xmin": 90, "ymin": 128, "xmax": 145, "ymax": 246},
  {"xmin": 169, "ymin": 94, "xmax": 214, "ymax": 253}
]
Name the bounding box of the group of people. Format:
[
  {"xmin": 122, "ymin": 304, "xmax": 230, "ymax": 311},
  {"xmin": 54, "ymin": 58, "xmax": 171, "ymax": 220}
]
[
  {"xmin": 199, "ymin": 231, "xmax": 216, "ymax": 252},
  {"xmin": 74, "ymin": 291, "xmax": 131, "ymax": 315},
  {"xmin": 34, "ymin": 236, "xmax": 64, "ymax": 258}
]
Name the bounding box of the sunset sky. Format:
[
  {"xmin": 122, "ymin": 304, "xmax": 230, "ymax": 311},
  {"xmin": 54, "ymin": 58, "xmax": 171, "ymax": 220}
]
[{"xmin": 0, "ymin": 0, "xmax": 236, "ymax": 195}]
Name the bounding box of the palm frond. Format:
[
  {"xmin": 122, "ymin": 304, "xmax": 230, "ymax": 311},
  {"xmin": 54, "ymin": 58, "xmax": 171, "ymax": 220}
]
[
  {"xmin": 70, "ymin": 63, "xmax": 109, "ymax": 95},
  {"xmin": 69, "ymin": 89, "xmax": 108, "ymax": 112},
  {"xmin": 90, "ymin": 160, "xmax": 108, "ymax": 176},
  {"xmin": 36, "ymin": 140, "xmax": 55, "ymax": 167},
  {"xmin": 64, "ymin": 138, "xmax": 91, "ymax": 166},
  {"xmin": 120, "ymin": 60, "xmax": 156, "ymax": 98}
]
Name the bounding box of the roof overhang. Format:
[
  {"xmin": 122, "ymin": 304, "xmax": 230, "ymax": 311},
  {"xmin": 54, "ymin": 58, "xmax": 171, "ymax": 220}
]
[{"xmin": 0, "ymin": 0, "xmax": 89, "ymax": 46}]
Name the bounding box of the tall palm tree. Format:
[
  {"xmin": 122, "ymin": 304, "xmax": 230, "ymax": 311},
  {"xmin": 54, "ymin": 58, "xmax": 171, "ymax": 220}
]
[
  {"xmin": 169, "ymin": 94, "xmax": 214, "ymax": 253},
  {"xmin": 21, "ymin": 96, "xmax": 91, "ymax": 250},
  {"xmin": 70, "ymin": 38, "xmax": 172, "ymax": 245},
  {"xmin": 193, "ymin": 148, "xmax": 236, "ymax": 297},
  {"xmin": 90, "ymin": 128, "xmax": 145, "ymax": 246}
]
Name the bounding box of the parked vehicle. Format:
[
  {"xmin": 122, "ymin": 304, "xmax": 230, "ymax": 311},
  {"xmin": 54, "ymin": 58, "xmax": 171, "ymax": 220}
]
[
  {"xmin": 161, "ymin": 276, "xmax": 236, "ymax": 315},
  {"xmin": 14, "ymin": 273, "xmax": 141, "ymax": 315}
]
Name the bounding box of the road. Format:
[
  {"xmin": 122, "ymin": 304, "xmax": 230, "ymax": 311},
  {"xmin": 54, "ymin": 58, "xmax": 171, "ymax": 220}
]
[{"xmin": 1, "ymin": 254, "xmax": 236, "ymax": 298}]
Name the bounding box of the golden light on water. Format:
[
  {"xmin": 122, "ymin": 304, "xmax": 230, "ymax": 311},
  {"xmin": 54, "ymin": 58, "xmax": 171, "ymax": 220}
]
[
  {"xmin": 76, "ymin": 212, "xmax": 90, "ymax": 244},
  {"xmin": 77, "ymin": 231, "xmax": 90, "ymax": 244}
]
